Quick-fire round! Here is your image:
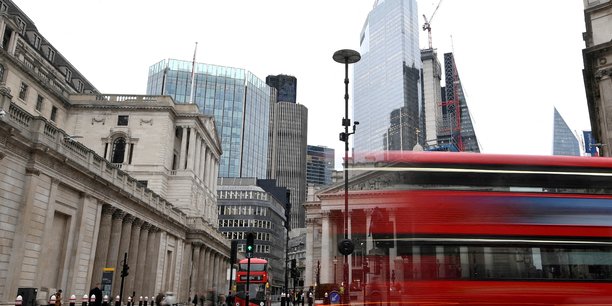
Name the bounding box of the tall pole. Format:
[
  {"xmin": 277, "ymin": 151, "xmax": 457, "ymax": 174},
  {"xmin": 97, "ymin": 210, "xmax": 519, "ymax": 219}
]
[{"xmin": 333, "ymin": 49, "xmax": 361, "ymax": 305}]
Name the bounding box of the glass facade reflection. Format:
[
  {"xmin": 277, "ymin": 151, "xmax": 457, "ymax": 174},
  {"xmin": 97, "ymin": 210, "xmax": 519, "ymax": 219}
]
[
  {"xmin": 354, "ymin": 0, "xmax": 423, "ymax": 160},
  {"xmin": 553, "ymin": 107, "xmax": 580, "ymax": 156},
  {"xmin": 147, "ymin": 59, "xmax": 271, "ymax": 178}
]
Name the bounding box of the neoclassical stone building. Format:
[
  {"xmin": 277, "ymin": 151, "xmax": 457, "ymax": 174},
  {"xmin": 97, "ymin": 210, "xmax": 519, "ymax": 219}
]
[{"xmin": 0, "ymin": 1, "xmax": 229, "ymax": 305}]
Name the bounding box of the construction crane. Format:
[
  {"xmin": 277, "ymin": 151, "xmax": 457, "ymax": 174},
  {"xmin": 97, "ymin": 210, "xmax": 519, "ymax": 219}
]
[{"xmin": 422, "ymin": 0, "xmax": 443, "ymax": 49}]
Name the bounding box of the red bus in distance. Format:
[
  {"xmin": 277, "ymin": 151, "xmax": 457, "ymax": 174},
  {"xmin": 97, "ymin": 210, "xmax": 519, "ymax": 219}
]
[{"xmin": 235, "ymin": 258, "xmax": 271, "ymax": 306}]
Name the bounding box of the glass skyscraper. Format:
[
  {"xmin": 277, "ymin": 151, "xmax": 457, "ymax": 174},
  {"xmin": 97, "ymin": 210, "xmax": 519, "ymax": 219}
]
[
  {"xmin": 147, "ymin": 59, "xmax": 272, "ymax": 178},
  {"xmin": 353, "ymin": 0, "xmax": 423, "ymax": 160},
  {"xmin": 553, "ymin": 107, "xmax": 580, "ymax": 156},
  {"xmin": 306, "ymin": 145, "xmax": 334, "ymax": 186}
]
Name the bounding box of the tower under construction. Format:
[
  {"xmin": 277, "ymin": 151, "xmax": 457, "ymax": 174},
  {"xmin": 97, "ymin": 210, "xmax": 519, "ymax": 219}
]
[{"xmin": 434, "ymin": 52, "xmax": 480, "ymax": 152}]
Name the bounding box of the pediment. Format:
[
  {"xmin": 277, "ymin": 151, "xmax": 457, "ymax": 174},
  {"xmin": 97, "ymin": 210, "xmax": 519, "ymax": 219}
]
[{"xmin": 316, "ymin": 168, "xmax": 402, "ymax": 198}]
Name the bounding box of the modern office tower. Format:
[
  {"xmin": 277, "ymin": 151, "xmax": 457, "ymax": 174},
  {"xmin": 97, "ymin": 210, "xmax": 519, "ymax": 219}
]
[
  {"xmin": 553, "ymin": 107, "xmax": 581, "ymax": 156},
  {"xmin": 266, "ymin": 100, "xmax": 308, "ymax": 229},
  {"xmin": 266, "ymin": 75, "xmax": 308, "ymax": 229},
  {"xmin": 438, "ymin": 53, "xmax": 480, "ymax": 152},
  {"xmin": 266, "ymin": 74, "xmax": 297, "ymax": 103},
  {"xmin": 353, "ymin": 0, "xmax": 423, "ymax": 161},
  {"xmin": 583, "ymin": 0, "xmax": 612, "ymax": 156},
  {"xmin": 217, "ymin": 178, "xmax": 288, "ymax": 295},
  {"xmin": 306, "ymin": 145, "xmax": 335, "ymax": 186},
  {"xmin": 421, "ymin": 49, "xmax": 443, "ymax": 147},
  {"xmin": 147, "ymin": 59, "xmax": 272, "ymax": 178}
]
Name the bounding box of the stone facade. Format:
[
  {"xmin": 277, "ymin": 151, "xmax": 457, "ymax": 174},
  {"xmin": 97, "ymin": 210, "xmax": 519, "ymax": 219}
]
[
  {"xmin": 0, "ymin": 1, "xmax": 229, "ymax": 305},
  {"xmin": 583, "ymin": 0, "xmax": 612, "ymax": 155}
]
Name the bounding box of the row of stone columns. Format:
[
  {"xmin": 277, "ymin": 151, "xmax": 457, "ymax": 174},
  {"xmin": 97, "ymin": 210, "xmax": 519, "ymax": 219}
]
[
  {"xmin": 177, "ymin": 126, "xmax": 219, "ymax": 187},
  {"xmin": 92, "ymin": 205, "xmax": 161, "ymax": 300},
  {"xmin": 189, "ymin": 243, "xmax": 229, "ymax": 298},
  {"xmin": 318, "ymin": 209, "xmax": 377, "ymax": 285}
]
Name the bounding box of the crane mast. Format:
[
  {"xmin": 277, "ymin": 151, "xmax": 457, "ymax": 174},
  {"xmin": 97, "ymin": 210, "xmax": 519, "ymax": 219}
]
[{"xmin": 422, "ymin": 0, "xmax": 443, "ymax": 49}]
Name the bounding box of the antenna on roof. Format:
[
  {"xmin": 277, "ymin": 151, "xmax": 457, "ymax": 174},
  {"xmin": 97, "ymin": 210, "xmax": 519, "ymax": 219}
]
[{"xmin": 189, "ymin": 42, "xmax": 198, "ymax": 104}]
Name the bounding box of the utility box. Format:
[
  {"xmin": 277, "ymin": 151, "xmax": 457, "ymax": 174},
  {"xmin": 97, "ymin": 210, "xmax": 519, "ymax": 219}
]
[{"xmin": 18, "ymin": 288, "xmax": 38, "ymax": 306}]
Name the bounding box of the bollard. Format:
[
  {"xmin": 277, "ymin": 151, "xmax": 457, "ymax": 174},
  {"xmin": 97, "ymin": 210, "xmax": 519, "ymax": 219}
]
[
  {"xmin": 82, "ymin": 295, "xmax": 89, "ymax": 306},
  {"xmin": 127, "ymin": 297, "xmax": 132, "ymax": 306},
  {"xmin": 114, "ymin": 296, "xmax": 120, "ymax": 306},
  {"xmin": 138, "ymin": 296, "xmax": 143, "ymax": 306},
  {"xmin": 15, "ymin": 295, "xmax": 23, "ymax": 306},
  {"xmin": 70, "ymin": 295, "xmax": 76, "ymax": 306},
  {"xmin": 50, "ymin": 295, "xmax": 57, "ymax": 306},
  {"xmin": 103, "ymin": 295, "xmax": 109, "ymax": 306},
  {"xmin": 143, "ymin": 296, "xmax": 148, "ymax": 306}
]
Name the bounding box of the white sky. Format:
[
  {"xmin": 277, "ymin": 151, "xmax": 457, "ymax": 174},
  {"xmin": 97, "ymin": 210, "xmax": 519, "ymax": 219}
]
[{"xmin": 12, "ymin": 0, "xmax": 590, "ymax": 168}]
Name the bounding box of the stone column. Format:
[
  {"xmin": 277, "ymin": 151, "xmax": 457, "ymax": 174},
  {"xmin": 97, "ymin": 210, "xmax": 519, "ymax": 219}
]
[
  {"xmin": 113, "ymin": 214, "xmax": 135, "ymax": 299},
  {"xmin": 191, "ymin": 244, "xmax": 201, "ymax": 294},
  {"xmin": 365, "ymin": 209, "xmax": 373, "ymax": 255},
  {"xmin": 194, "ymin": 136, "xmax": 201, "ymax": 178},
  {"xmin": 92, "ymin": 205, "xmax": 115, "ymax": 287},
  {"xmin": 199, "ymin": 143, "xmax": 206, "ymax": 179},
  {"xmin": 106, "ymin": 210, "xmax": 126, "ymax": 295},
  {"xmin": 203, "ymin": 151, "xmax": 210, "ymax": 186},
  {"xmin": 321, "ymin": 211, "xmax": 331, "ymax": 283},
  {"xmin": 134, "ymin": 223, "xmax": 151, "ymax": 297},
  {"xmin": 144, "ymin": 227, "xmax": 160, "ymax": 295},
  {"xmin": 180, "ymin": 242, "xmax": 193, "ymax": 302},
  {"xmin": 187, "ymin": 127, "xmax": 196, "ymax": 170},
  {"xmin": 199, "ymin": 247, "xmax": 208, "ymax": 292},
  {"xmin": 305, "ymin": 218, "xmax": 315, "ymax": 288},
  {"xmin": 179, "ymin": 126, "xmax": 188, "ymax": 169},
  {"xmin": 211, "ymin": 254, "xmax": 218, "ymax": 292},
  {"xmin": 125, "ymin": 219, "xmax": 143, "ymax": 299},
  {"xmin": 203, "ymin": 248, "xmax": 212, "ymax": 292}
]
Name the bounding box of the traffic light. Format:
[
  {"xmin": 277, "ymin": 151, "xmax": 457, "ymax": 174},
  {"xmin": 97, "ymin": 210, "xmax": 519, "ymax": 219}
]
[
  {"xmin": 121, "ymin": 262, "xmax": 129, "ymax": 277},
  {"xmin": 230, "ymin": 240, "xmax": 237, "ymax": 264},
  {"xmin": 246, "ymin": 232, "xmax": 255, "ymax": 257}
]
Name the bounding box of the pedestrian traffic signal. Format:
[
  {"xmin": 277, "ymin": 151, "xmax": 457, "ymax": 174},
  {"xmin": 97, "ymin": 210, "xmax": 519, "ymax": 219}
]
[{"xmin": 246, "ymin": 232, "xmax": 255, "ymax": 257}]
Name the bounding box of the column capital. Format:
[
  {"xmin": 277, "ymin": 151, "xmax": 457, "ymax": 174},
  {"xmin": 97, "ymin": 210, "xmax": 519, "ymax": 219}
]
[
  {"xmin": 102, "ymin": 205, "xmax": 117, "ymax": 216},
  {"xmin": 123, "ymin": 214, "xmax": 136, "ymax": 224},
  {"xmin": 132, "ymin": 218, "xmax": 144, "ymax": 228},
  {"xmin": 113, "ymin": 210, "xmax": 126, "ymax": 220},
  {"xmin": 141, "ymin": 222, "xmax": 152, "ymax": 231}
]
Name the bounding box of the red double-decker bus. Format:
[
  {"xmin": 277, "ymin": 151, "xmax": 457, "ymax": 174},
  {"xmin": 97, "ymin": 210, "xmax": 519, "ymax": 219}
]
[
  {"xmin": 235, "ymin": 258, "xmax": 271, "ymax": 306},
  {"xmin": 325, "ymin": 152, "xmax": 612, "ymax": 304}
]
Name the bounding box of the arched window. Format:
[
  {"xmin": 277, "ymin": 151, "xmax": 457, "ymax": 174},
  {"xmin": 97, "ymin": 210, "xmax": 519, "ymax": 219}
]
[{"xmin": 111, "ymin": 137, "xmax": 126, "ymax": 163}]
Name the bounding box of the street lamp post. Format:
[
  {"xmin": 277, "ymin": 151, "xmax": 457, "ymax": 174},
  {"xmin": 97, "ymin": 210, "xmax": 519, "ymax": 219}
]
[{"xmin": 333, "ymin": 48, "xmax": 361, "ymax": 304}]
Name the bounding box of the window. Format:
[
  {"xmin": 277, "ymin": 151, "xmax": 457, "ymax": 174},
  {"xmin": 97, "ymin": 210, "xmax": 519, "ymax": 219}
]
[
  {"xmin": 48, "ymin": 49, "xmax": 55, "ymax": 62},
  {"xmin": 117, "ymin": 115, "xmax": 129, "ymax": 126},
  {"xmin": 50, "ymin": 106, "xmax": 57, "ymax": 122},
  {"xmin": 33, "ymin": 35, "xmax": 41, "ymax": 49},
  {"xmin": 111, "ymin": 137, "xmax": 126, "ymax": 163},
  {"xmin": 16, "ymin": 18, "xmax": 25, "ymax": 35},
  {"xmin": 65, "ymin": 69, "xmax": 72, "ymax": 82},
  {"xmin": 0, "ymin": 2, "xmax": 7, "ymax": 12},
  {"xmin": 0, "ymin": 64, "xmax": 4, "ymax": 81},
  {"xmin": 19, "ymin": 82, "xmax": 28, "ymax": 100},
  {"xmin": 36, "ymin": 95, "xmax": 43, "ymax": 111},
  {"xmin": 137, "ymin": 180, "xmax": 148, "ymax": 188}
]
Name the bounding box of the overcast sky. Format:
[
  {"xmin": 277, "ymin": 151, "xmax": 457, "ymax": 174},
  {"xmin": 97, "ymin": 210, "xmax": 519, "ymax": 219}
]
[{"xmin": 12, "ymin": 0, "xmax": 589, "ymax": 168}]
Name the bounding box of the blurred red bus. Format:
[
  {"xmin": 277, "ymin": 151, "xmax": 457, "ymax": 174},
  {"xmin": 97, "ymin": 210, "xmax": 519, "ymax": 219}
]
[
  {"xmin": 326, "ymin": 152, "xmax": 612, "ymax": 304},
  {"xmin": 235, "ymin": 258, "xmax": 271, "ymax": 306}
]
